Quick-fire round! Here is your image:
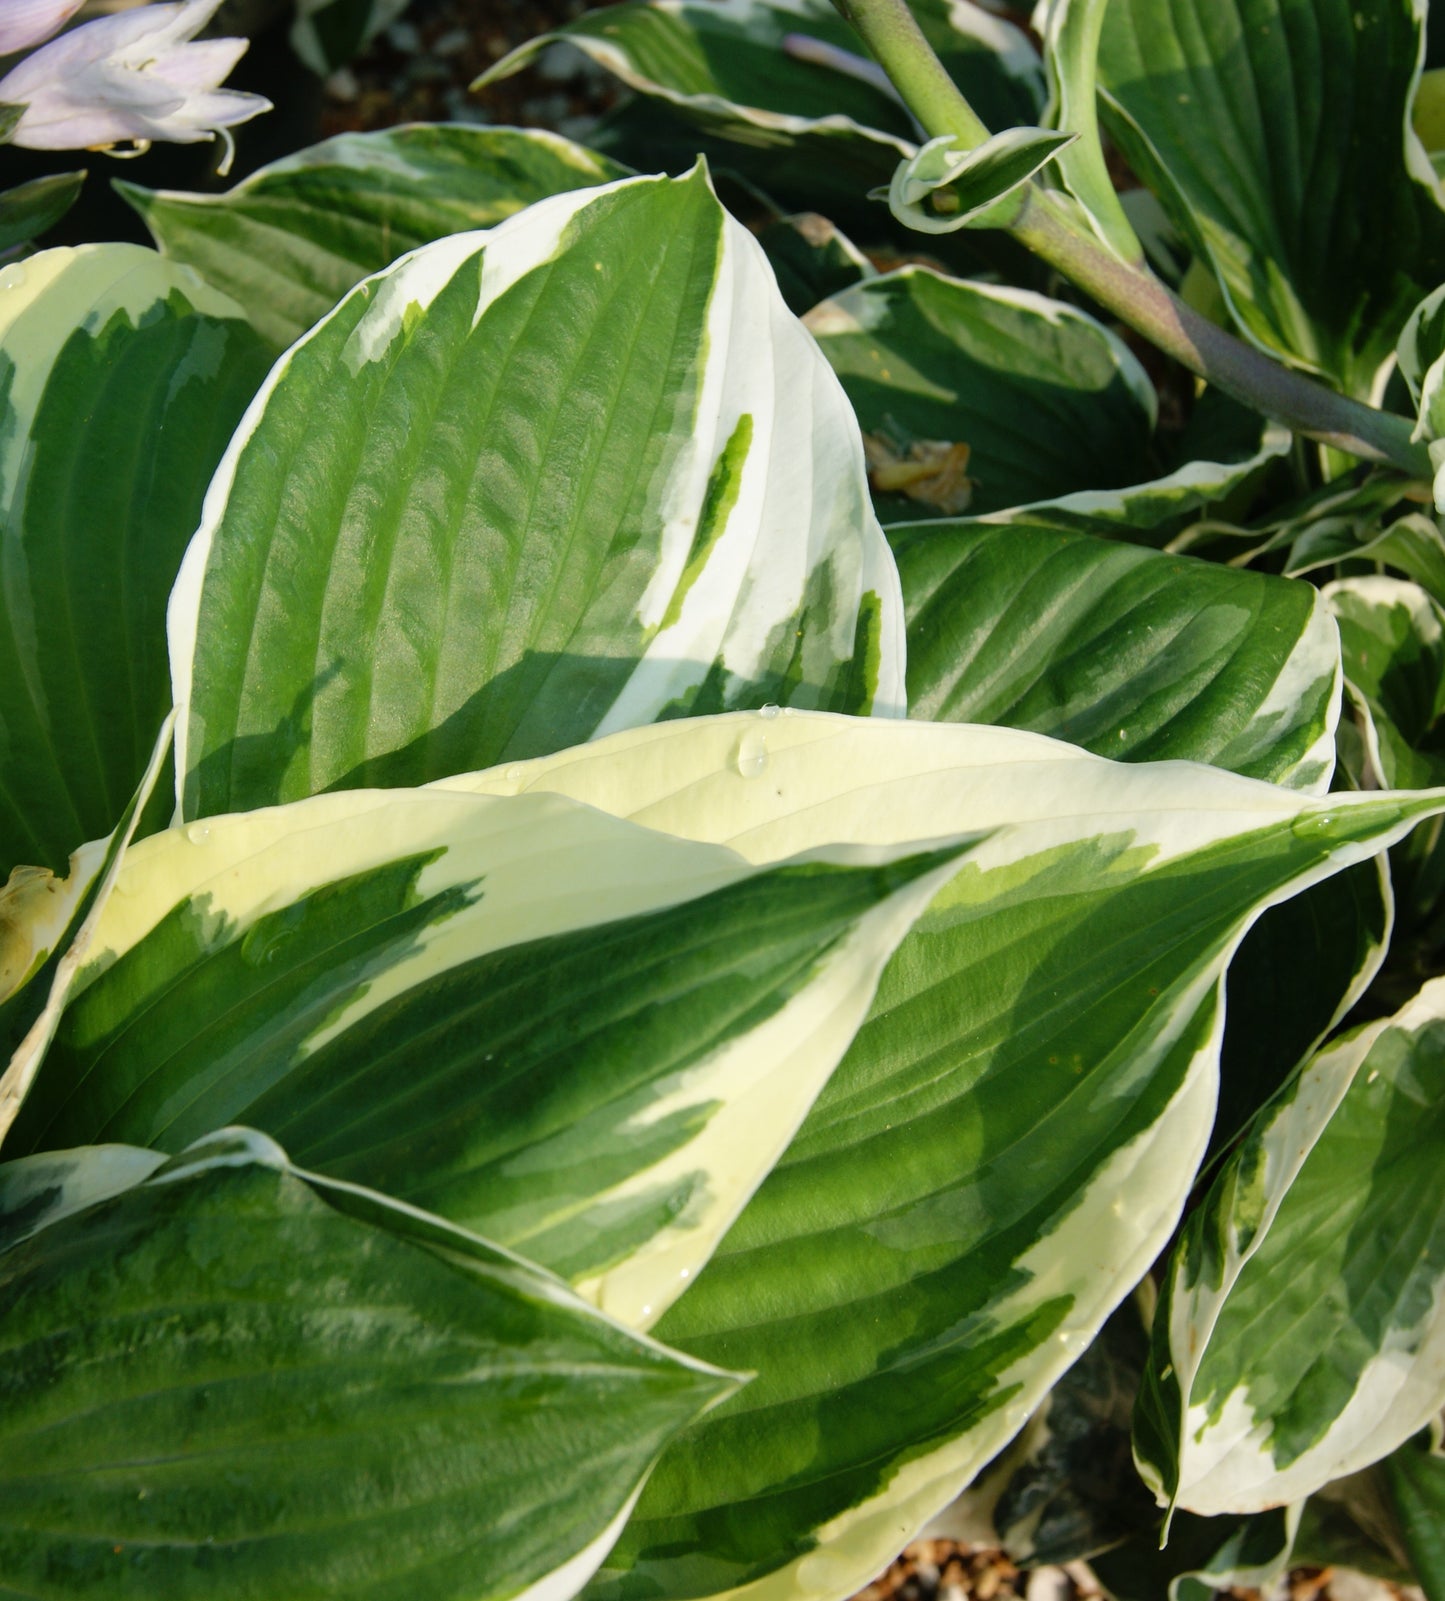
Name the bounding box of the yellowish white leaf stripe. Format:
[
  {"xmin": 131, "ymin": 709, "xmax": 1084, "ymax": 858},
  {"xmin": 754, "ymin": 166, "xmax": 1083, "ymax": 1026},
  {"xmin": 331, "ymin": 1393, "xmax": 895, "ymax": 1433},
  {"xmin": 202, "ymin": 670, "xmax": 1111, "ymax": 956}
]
[
  {"xmin": 433, "ymin": 710, "xmax": 1398, "ymax": 870},
  {"xmin": 0, "ymin": 245, "xmax": 239, "ymax": 511},
  {"xmin": 7, "ymin": 778, "xmax": 977, "ymax": 1328}
]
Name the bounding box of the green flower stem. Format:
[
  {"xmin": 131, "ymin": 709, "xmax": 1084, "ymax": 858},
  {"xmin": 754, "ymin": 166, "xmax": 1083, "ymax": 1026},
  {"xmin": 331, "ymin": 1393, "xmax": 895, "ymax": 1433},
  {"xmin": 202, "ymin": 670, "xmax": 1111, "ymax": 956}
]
[
  {"xmin": 832, "ymin": 0, "xmax": 1431, "ymax": 476},
  {"xmin": 1012, "ymin": 188, "xmax": 1430, "ymax": 473}
]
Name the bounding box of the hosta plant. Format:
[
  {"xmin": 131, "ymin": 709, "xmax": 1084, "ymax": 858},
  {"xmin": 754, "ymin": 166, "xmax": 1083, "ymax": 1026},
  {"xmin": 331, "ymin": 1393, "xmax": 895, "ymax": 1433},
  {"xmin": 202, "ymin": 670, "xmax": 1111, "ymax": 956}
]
[{"xmin": 5, "ymin": 0, "xmax": 1445, "ymax": 1598}]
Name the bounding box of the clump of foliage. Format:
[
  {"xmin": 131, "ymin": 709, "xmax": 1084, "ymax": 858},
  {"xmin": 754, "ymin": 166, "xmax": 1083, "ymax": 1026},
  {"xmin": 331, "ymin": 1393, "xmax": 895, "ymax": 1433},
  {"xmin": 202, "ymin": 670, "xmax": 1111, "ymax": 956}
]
[{"xmin": 3, "ymin": 1, "xmax": 1445, "ymax": 1598}]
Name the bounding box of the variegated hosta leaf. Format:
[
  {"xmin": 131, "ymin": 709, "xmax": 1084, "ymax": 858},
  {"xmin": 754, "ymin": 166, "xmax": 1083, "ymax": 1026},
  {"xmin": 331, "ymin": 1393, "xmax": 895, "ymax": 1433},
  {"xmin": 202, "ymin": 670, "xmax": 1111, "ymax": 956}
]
[
  {"xmin": 1398, "ymin": 281, "xmax": 1445, "ymax": 511},
  {"xmin": 803, "ymin": 267, "xmax": 1157, "ymax": 519},
  {"xmin": 429, "ymin": 712, "xmax": 1444, "ymax": 1601},
  {"xmin": 171, "ymin": 166, "xmax": 903, "ymax": 823},
  {"xmin": 1325, "ymin": 576, "xmax": 1445, "ymax": 792},
  {"xmin": 0, "ymin": 245, "xmax": 269, "ymax": 882},
  {"xmin": 929, "ymin": 1295, "xmax": 1160, "ymax": 1567},
  {"xmin": 477, "ymin": 0, "xmax": 1044, "ymax": 211},
  {"xmin": 0, "ymin": 1127, "xmax": 739, "ymax": 1598},
  {"xmin": 118, "ymin": 126, "xmax": 630, "ymax": 351},
  {"xmin": 5, "ymin": 780, "xmax": 975, "ymax": 1330},
  {"xmin": 879, "ymin": 127, "xmax": 1077, "ymax": 235},
  {"xmin": 894, "ymin": 518, "xmax": 1340, "ymax": 790},
  {"xmin": 1098, "ymin": 0, "xmax": 1445, "ymax": 396},
  {"xmin": 1137, "ymin": 975, "xmax": 1445, "ymax": 1517}
]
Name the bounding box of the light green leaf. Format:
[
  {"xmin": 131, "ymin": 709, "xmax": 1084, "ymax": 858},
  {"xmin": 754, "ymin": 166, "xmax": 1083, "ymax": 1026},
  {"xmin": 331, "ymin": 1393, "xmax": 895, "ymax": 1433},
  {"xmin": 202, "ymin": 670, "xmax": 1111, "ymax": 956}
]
[
  {"xmin": 1099, "ymin": 0, "xmax": 1445, "ymax": 396},
  {"xmin": 1031, "ymin": 0, "xmax": 1144, "ymax": 262},
  {"xmin": 879, "ymin": 127, "xmax": 1077, "ymax": 235},
  {"xmin": 171, "ymin": 167, "xmax": 903, "ymax": 823},
  {"xmin": 0, "ymin": 171, "xmax": 85, "ymax": 253},
  {"xmin": 477, "ymin": 0, "xmax": 1044, "ymax": 216},
  {"xmin": 6, "ymin": 776, "xmax": 974, "ymax": 1330},
  {"xmin": 893, "ymin": 519, "xmax": 1340, "ymax": 790},
  {"xmin": 804, "ymin": 267, "xmax": 1158, "ymax": 518},
  {"xmin": 432, "ymin": 712, "xmax": 1444, "ymax": 1600},
  {"xmin": 1384, "ymin": 1431, "xmax": 1445, "ymax": 1598},
  {"xmin": 117, "ymin": 126, "xmax": 630, "ymax": 351},
  {"xmin": 1137, "ymin": 974, "xmax": 1445, "ymax": 1517},
  {"xmin": 0, "ymin": 245, "xmax": 270, "ymax": 882},
  {"xmin": 290, "ymin": 0, "xmax": 409, "ymax": 72},
  {"xmin": 0, "ymin": 1126, "xmax": 739, "ymax": 1599}
]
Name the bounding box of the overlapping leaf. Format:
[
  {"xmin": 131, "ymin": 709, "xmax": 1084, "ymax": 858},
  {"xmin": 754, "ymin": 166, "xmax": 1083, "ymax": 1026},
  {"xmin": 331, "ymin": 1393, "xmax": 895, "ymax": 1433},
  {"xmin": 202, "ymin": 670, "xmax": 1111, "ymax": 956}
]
[
  {"xmin": 434, "ymin": 712, "xmax": 1443, "ymax": 1600},
  {"xmin": 0, "ymin": 1127, "xmax": 738, "ymax": 1599},
  {"xmin": 894, "ymin": 519, "xmax": 1340, "ymax": 789},
  {"xmin": 1137, "ymin": 975, "xmax": 1445, "ymax": 1517},
  {"xmin": 4, "ymin": 779, "xmax": 974, "ymax": 1330},
  {"xmin": 118, "ymin": 126, "xmax": 629, "ymax": 350},
  {"xmin": 0, "ymin": 245, "xmax": 269, "ymax": 882},
  {"xmin": 804, "ymin": 267, "xmax": 1157, "ymax": 518},
  {"xmin": 1098, "ymin": 0, "xmax": 1445, "ymax": 395},
  {"xmin": 478, "ymin": 0, "xmax": 1043, "ymax": 221},
  {"xmin": 170, "ymin": 167, "xmax": 903, "ymax": 823}
]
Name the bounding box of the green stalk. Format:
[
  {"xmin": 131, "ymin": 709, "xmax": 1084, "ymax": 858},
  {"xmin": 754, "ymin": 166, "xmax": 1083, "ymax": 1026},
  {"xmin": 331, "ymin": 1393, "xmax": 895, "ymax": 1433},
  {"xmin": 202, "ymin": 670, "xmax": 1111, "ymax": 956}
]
[{"xmin": 832, "ymin": 0, "xmax": 1431, "ymax": 477}]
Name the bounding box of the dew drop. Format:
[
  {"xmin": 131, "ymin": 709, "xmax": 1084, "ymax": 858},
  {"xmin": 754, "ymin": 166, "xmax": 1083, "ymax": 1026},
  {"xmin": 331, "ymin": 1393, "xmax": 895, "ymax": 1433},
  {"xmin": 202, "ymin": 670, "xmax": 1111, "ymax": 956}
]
[
  {"xmin": 0, "ymin": 264, "xmax": 26, "ymax": 291},
  {"xmin": 504, "ymin": 764, "xmax": 525, "ymax": 790},
  {"xmin": 734, "ymin": 730, "xmax": 768, "ymax": 778},
  {"xmin": 759, "ymin": 703, "xmax": 781, "ymax": 720},
  {"xmin": 184, "ymin": 823, "xmax": 211, "ymax": 845},
  {"xmin": 1290, "ymin": 811, "xmax": 1338, "ymax": 841}
]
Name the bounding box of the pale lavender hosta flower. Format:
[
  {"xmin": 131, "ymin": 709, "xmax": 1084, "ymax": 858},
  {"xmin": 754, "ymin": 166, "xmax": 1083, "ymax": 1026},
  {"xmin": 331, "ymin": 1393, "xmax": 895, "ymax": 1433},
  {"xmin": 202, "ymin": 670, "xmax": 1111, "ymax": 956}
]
[
  {"xmin": 0, "ymin": 0, "xmax": 86, "ymax": 56},
  {"xmin": 0, "ymin": 0, "xmax": 270, "ymax": 170}
]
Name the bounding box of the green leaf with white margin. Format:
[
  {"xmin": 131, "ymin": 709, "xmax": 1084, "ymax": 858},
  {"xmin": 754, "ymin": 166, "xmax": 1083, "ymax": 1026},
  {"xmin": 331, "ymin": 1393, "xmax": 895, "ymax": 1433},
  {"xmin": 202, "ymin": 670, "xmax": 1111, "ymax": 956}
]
[
  {"xmin": 0, "ymin": 714, "xmax": 173, "ymax": 1144},
  {"xmin": 0, "ymin": 245, "xmax": 270, "ymax": 882},
  {"xmin": 428, "ymin": 712, "xmax": 1445, "ymax": 1601},
  {"xmin": 476, "ymin": 0, "xmax": 1044, "ymax": 209},
  {"xmin": 117, "ymin": 126, "xmax": 629, "ymax": 352},
  {"xmin": 804, "ymin": 267, "xmax": 1158, "ymax": 519},
  {"xmin": 171, "ymin": 165, "xmax": 903, "ymax": 822},
  {"xmin": 1397, "ymin": 281, "xmax": 1445, "ymax": 510},
  {"xmin": 1098, "ymin": 0, "xmax": 1445, "ymax": 396},
  {"xmin": 1031, "ymin": 0, "xmax": 1145, "ymax": 263},
  {"xmin": 1324, "ymin": 576, "xmax": 1445, "ymax": 790},
  {"xmin": 0, "ymin": 1126, "xmax": 740, "ymax": 1599},
  {"xmin": 1137, "ymin": 974, "xmax": 1445, "ymax": 1518},
  {"xmin": 1384, "ymin": 1428, "xmax": 1445, "ymax": 1597},
  {"xmin": 879, "ymin": 127, "xmax": 1077, "ymax": 235},
  {"xmin": 5, "ymin": 776, "xmax": 977, "ymax": 1330},
  {"xmin": 894, "ymin": 519, "xmax": 1340, "ymax": 790},
  {"xmin": 290, "ymin": 0, "xmax": 409, "ymax": 73}
]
